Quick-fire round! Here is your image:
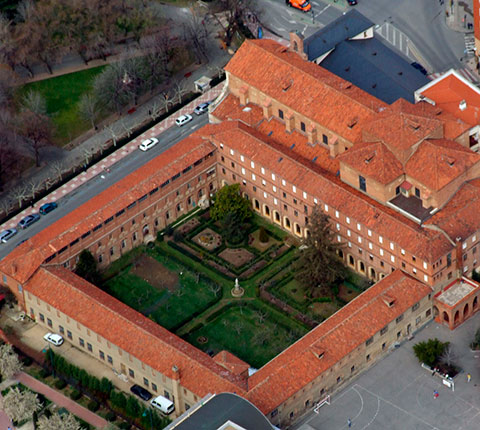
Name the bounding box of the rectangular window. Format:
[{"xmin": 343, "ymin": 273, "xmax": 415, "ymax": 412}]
[
  {"xmin": 39, "ymin": 313, "xmax": 45, "ymax": 322},
  {"xmin": 416, "ymin": 316, "xmax": 421, "ymax": 325},
  {"xmin": 59, "ymin": 325, "xmax": 64, "ymax": 334},
  {"xmin": 79, "ymin": 338, "xmax": 85, "ymax": 347},
  {"xmin": 107, "ymin": 355, "xmax": 113, "ymax": 364},
  {"xmin": 87, "ymin": 343, "xmax": 93, "ymax": 352},
  {"xmin": 129, "ymin": 369, "xmax": 135, "ymax": 378},
  {"xmin": 67, "ymin": 330, "xmax": 72, "ymax": 340},
  {"xmin": 322, "ymin": 134, "xmax": 328, "ymax": 145},
  {"xmin": 359, "ymin": 175, "xmax": 366, "ymax": 192},
  {"xmin": 447, "ymin": 253, "xmax": 452, "ymax": 267},
  {"xmin": 278, "ymin": 109, "xmax": 284, "ymax": 119},
  {"xmin": 143, "ymin": 377, "xmax": 149, "ymax": 387},
  {"xmin": 300, "ymin": 121, "xmax": 306, "ymax": 132},
  {"xmin": 380, "ymin": 325, "xmax": 388, "ymax": 335},
  {"xmin": 415, "ymin": 187, "xmax": 420, "ymax": 198},
  {"xmin": 366, "ymin": 337, "xmax": 373, "ymax": 346},
  {"xmin": 412, "ymin": 303, "xmax": 420, "ymax": 312},
  {"xmin": 99, "ymin": 351, "xmax": 105, "ymax": 360},
  {"xmin": 152, "ymin": 383, "xmax": 157, "ymax": 392},
  {"xmin": 47, "ymin": 318, "xmax": 52, "ymax": 328},
  {"xmin": 396, "ymin": 314, "xmax": 404, "ymax": 324}
]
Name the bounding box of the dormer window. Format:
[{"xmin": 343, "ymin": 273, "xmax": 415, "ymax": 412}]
[
  {"xmin": 446, "ymin": 156, "xmax": 456, "ymax": 167},
  {"xmin": 365, "ymin": 153, "xmax": 375, "ymax": 164}
]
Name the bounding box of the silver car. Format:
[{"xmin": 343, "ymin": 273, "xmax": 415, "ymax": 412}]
[{"xmin": 0, "ymin": 228, "xmax": 17, "ymax": 243}]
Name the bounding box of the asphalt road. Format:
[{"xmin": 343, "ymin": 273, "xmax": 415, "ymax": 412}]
[
  {"xmin": 0, "ymin": 113, "xmax": 209, "ymax": 259},
  {"xmin": 258, "ymin": 0, "xmax": 465, "ymax": 72}
]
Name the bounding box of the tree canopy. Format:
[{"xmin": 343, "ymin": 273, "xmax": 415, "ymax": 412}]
[
  {"xmin": 295, "ymin": 205, "xmax": 346, "ymax": 297},
  {"xmin": 75, "ymin": 249, "xmax": 101, "ymax": 285},
  {"xmin": 413, "ymin": 338, "xmax": 449, "ymax": 367},
  {"xmin": 210, "ymin": 183, "xmax": 251, "ymax": 223}
]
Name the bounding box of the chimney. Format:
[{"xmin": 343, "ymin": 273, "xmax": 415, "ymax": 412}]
[
  {"xmin": 459, "ymin": 100, "xmax": 467, "ymax": 111},
  {"xmin": 289, "ymin": 31, "xmax": 308, "ymax": 60}
]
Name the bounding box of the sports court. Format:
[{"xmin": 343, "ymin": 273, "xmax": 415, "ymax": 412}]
[{"xmin": 295, "ymin": 318, "xmax": 480, "ymax": 430}]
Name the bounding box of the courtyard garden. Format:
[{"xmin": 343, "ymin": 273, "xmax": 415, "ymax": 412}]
[{"xmin": 97, "ymin": 185, "xmax": 370, "ymax": 369}]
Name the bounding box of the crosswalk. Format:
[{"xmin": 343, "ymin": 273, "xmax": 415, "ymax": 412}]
[{"xmin": 465, "ymin": 34, "xmax": 476, "ymax": 56}]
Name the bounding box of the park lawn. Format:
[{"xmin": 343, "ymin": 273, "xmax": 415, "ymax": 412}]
[
  {"xmin": 278, "ymin": 278, "xmax": 309, "ymax": 305},
  {"xmin": 149, "ymin": 270, "xmax": 219, "ymax": 331},
  {"xmin": 185, "ymin": 302, "xmax": 308, "ymax": 369},
  {"xmin": 17, "ymin": 66, "xmax": 106, "ymax": 146},
  {"xmin": 105, "ymin": 271, "xmax": 166, "ymax": 315}
]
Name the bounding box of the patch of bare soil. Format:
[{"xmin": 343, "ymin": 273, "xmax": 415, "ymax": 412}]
[{"xmin": 131, "ymin": 254, "xmax": 179, "ymax": 292}]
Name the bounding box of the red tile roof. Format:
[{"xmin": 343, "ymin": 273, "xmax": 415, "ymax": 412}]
[
  {"xmin": 213, "ymin": 350, "xmax": 250, "ymax": 376},
  {"xmin": 338, "ymin": 142, "xmax": 403, "ymax": 184},
  {"xmin": 405, "ymin": 139, "xmax": 480, "ymax": 191},
  {"xmin": 426, "ymin": 179, "xmax": 480, "ymax": 242},
  {"xmin": 246, "ymin": 270, "xmax": 431, "ymax": 413},
  {"xmin": 201, "ymin": 120, "xmax": 452, "ymax": 262},
  {"xmin": 25, "ymin": 266, "xmax": 247, "ymax": 395},
  {"xmin": 0, "ymin": 137, "xmax": 216, "ymax": 284},
  {"xmin": 224, "ymin": 39, "xmax": 385, "ymax": 143},
  {"xmin": 417, "ymin": 70, "xmax": 480, "ymax": 127}
]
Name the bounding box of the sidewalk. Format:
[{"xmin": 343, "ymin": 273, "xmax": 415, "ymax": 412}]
[
  {"xmin": 1, "ymin": 80, "xmax": 226, "ymax": 231},
  {"xmin": 15, "ymin": 372, "xmax": 108, "ymax": 429}
]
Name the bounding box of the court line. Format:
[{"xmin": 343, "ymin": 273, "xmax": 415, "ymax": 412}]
[{"xmin": 354, "ymin": 384, "xmax": 438, "ymax": 430}]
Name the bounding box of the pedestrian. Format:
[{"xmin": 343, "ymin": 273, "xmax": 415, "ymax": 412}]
[
  {"xmin": 468, "ymin": 373, "xmax": 472, "ymax": 382},
  {"xmin": 347, "ymin": 418, "xmax": 352, "ymax": 428},
  {"xmin": 433, "ymin": 389, "xmax": 439, "ymax": 399}
]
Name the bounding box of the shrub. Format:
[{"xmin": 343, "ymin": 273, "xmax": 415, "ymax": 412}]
[
  {"xmin": 105, "ymin": 411, "xmax": 117, "ymax": 422},
  {"xmin": 164, "ymin": 225, "xmax": 173, "ymax": 236},
  {"xmin": 40, "ymin": 368, "xmax": 52, "ymax": 378},
  {"xmin": 87, "ymin": 400, "xmax": 99, "ymax": 412},
  {"xmin": 173, "ymin": 229, "xmax": 184, "ymax": 242},
  {"xmin": 70, "ymin": 389, "xmax": 82, "ymax": 400},
  {"xmin": 156, "ymin": 231, "xmax": 164, "ymax": 242},
  {"xmin": 259, "ymin": 227, "xmax": 269, "ymax": 243},
  {"xmin": 119, "ymin": 422, "xmax": 131, "ymax": 430},
  {"xmin": 21, "ymin": 356, "xmax": 33, "ymax": 367},
  {"xmin": 54, "ymin": 379, "xmax": 67, "ymax": 390}
]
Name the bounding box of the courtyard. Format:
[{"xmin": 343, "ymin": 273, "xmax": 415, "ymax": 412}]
[
  {"xmin": 101, "ymin": 209, "xmax": 369, "ymax": 368},
  {"xmin": 295, "ymin": 313, "xmax": 480, "ymax": 430}
]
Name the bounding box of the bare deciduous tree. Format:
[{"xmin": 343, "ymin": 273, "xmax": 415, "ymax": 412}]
[
  {"xmin": 78, "ymin": 93, "xmax": 100, "ymax": 130},
  {"xmin": 37, "ymin": 411, "xmax": 84, "ymax": 430},
  {"xmin": 27, "ymin": 179, "xmax": 43, "ymax": 201},
  {"xmin": 256, "ymin": 309, "xmax": 268, "ymax": 324},
  {"xmin": 0, "ymin": 343, "xmax": 22, "ymax": 380},
  {"xmin": 208, "ymin": 283, "xmax": 221, "ymax": 297},
  {"xmin": 160, "ymin": 92, "xmax": 173, "ymax": 113},
  {"xmin": 3, "ymin": 386, "xmax": 40, "ymax": 424},
  {"xmin": 21, "ymin": 91, "xmax": 47, "ymax": 116},
  {"xmin": 441, "ymin": 343, "xmax": 457, "ymax": 367},
  {"xmin": 104, "ymin": 124, "xmax": 118, "ymax": 147},
  {"xmin": 11, "ymin": 185, "xmax": 28, "ymax": 208},
  {"xmin": 50, "ymin": 160, "xmax": 66, "ymax": 181},
  {"xmin": 19, "ymin": 110, "xmax": 53, "ymax": 167},
  {"xmin": 172, "ymin": 80, "xmax": 188, "ymax": 105},
  {"xmin": 183, "ymin": 8, "xmax": 209, "ymax": 64}
]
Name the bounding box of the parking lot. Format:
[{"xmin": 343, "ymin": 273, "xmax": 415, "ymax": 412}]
[{"xmin": 295, "ymin": 313, "xmax": 480, "ymax": 430}]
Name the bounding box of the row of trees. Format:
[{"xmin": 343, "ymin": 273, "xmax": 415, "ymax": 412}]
[{"xmin": 0, "ymin": 0, "xmax": 160, "ymax": 76}]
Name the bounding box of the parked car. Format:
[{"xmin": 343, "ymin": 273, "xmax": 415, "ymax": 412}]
[
  {"xmin": 0, "ymin": 228, "xmax": 17, "ymax": 243},
  {"xmin": 411, "ymin": 62, "xmax": 428, "ymax": 75},
  {"xmin": 194, "ymin": 102, "xmax": 210, "ymax": 115},
  {"xmin": 139, "ymin": 137, "xmax": 159, "ymax": 152},
  {"xmin": 43, "ymin": 332, "xmax": 64, "ymax": 346},
  {"xmin": 18, "ymin": 213, "xmax": 40, "ymax": 229},
  {"xmin": 39, "ymin": 202, "xmax": 58, "ymax": 215},
  {"xmin": 130, "ymin": 384, "xmax": 152, "ymax": 401},
  {"xmin": 347, "ymin": 0, "xmax": 358, "ymax": 5},
  {"xmin": 175, "ymin": 114, "xmax": 193, "ymax": 127},
  {"xmin": 285, "ymin": 0, "xmax": 311, "ymax": 12}
]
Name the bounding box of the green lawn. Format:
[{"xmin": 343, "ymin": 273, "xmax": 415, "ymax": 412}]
[
  {"xmin": 105, "ymin": 252, "xmax": 220, "ymax": 331},
  {"xmin": 17, "ymin": 66, "xmax": 106, "ymax": 145},
  {"xmin": 185, "ymin": 302, "xmax": 308, "ymax": 369}
]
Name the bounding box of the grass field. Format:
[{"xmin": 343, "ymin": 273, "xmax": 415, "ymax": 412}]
[
  {"xmin": 17, "ymin": 66, "xmax": 106, "ymax": 145},
  {"xmin": 105, "ymin": 252, "xmax": 220, "ymax": 331},
  {"xmin": 185, "ymin": 302, "xmax": 308, "ymax": 369}
]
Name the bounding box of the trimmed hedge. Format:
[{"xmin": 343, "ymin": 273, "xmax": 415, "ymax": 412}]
[
  {"xmin": 87, "ymin": 400, "xmax": 99, "ymax": 412},
  {"xmin": 70, "ymin": 389, "xmax": 82, "ymax": 400},
  {"xmin": 54, "ymin": 379, "xmax": 67, "ymax": 390}
]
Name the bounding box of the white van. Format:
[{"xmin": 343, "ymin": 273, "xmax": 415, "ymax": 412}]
[{"xmin": 150, "ymin": 395, "xmax": 175, "ymax": 415}]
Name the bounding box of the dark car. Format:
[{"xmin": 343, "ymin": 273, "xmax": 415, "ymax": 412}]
[
  {"xmin": 411, "ymin": 62, "xmax": 428, "ymax": 75},
  {"xmin": 130, "ymin": 384, "xmax": 152, "ymax": 401},
  {"xmin": 347, "ymin": 0, "xmax": 358, "ymax": 4},
  {"xmin": 18, "ymin": 213, "xmax": 40, "ymax": 229},
  {"xmin": 39, "ymin": 202, "xmax": 58, "ymax": 215}
]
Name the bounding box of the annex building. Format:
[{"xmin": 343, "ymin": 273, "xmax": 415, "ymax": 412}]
[{"xmin": 1, "ymin": 37, "xmax": 480, "ymax": 427}]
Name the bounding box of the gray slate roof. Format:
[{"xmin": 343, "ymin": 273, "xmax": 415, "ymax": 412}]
[
  {"xmin": 167, "ymin": 393, "xmax": 274, "ymax": 430},
  {"xmin": 304, "ymin": 9, "xmax": 374, "ymax": 61}
]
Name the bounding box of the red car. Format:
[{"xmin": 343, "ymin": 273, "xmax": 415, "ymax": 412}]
[{"xmin": 286, "ymin": 0, "xmax": 312, "ymax": 12}]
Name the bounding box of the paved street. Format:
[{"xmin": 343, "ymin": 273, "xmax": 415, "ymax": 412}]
[
  {"xmin": 257, "ymin": 0, "xmax": 466, "ymax": 72},
  {"xmin": 0, "ymin": 83, "xmax": 224, "ymax": 259},
  {"xmin": 294, "ymin": 313, "xmax": 480, "ymax": 430}
]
